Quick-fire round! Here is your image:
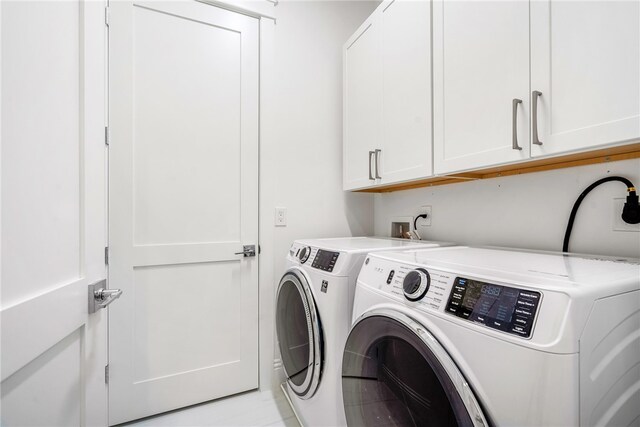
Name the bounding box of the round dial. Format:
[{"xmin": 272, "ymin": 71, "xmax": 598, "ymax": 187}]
[
  {"xmin": 298, "ymin": 246, "xmax": 311, "ymax": 264},
  {"xmin": 402, "ymin": 268, "xmax": 430, "ymax": 301}
]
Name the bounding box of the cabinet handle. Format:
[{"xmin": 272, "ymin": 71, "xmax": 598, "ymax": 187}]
[
  {"xmin": 512, "ymin": 98, "xmax": 523, "ymax": 151},
  {"xmin": 374, "ymin": 149, "xmax": 382, "ymax": 179},
  {"xmin": 532, "ymin": 91, "xmax": 543, "ymax": 145},
  {"xmin": 368, "ymin": 151, "xmax": 375, "ymax": 180}
]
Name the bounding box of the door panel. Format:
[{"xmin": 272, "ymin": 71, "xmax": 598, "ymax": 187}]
[
  {"xmin": 132, "ymin": 4, "xmax": 242, "ymax": 245},
  {"xmin": 132, "ymin": 262, "xmax": 243, "ymax": 382},
  {"xmin": 530, "ymin": 0, "xmax": 640, "ymax": 157},
  {"xmin": 380, "ymin": 0, "xmax": 432, "ymax": 185},
  {"xmin": 2, "ymin": 331, "xmax": 83, "ymax": 426},
  {"xmin": 343, "ymin": 19, "xmax": 381, "ymax": 190},
  {"xmin": 433, "ymin": 0, "xmax": 530, "ymax": 174},
  {"xmin": 109, "ymin": 1, "xmax": 259, "ymax": 423},
  {"xmin": 1, "ymin": 1, "xmax": 108, "ymax": 425}
]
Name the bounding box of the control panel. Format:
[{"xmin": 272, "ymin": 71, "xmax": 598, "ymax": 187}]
[
  {"xmin": 445, "ymin": 277, "xmax": 541, "ymax": 338},
  {"xmin": 372, "ymin": 263, "xmax": 451, "ymax": 311},
  {"xmin": 312, "ymin": 249, "xmax": 339, "ymax": 272},
  {"xmin": 358, "ymin": 255, "xmax": 546, "ymax": 341}
]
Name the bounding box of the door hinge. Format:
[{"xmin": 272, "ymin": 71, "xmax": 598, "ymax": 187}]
[
  {"xmin": 105, "ymin": 247, "xmax": 109, "ymax": 265},
  {"xmin": 105, "ymin": 364, "xmax": 109, "ymax": 384},
  {"xmin": 104, "ymin": 126, "xmax": 110, "ymax": 146},
  {"xmin": 104, "ymin": 6, "xmax": 110, "ymax": 27}
]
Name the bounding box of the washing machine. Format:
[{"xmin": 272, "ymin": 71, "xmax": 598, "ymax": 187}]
[
  {"xmin": 276, "ymin": 237, "xmax": 454, "ymax": 427},
  {"xmin": 342, "ymin": 246, "xmax": 640, "ymax": 426}
]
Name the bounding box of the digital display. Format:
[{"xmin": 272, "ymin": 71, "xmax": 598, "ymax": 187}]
[
  {"xmin": 446, "ymin": 277, "xmax": 541, "ymax": 338},
  {"xmin": 312, "ymin": 250, "xmax": 339, "ymax": 272}
]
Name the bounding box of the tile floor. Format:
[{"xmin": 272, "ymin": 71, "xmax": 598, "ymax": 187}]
[{"xmin": 122, "ymin": 389, "xmax": 300, "ymax": 427}]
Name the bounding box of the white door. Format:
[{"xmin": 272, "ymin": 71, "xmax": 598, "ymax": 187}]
[
  {"xmin": 379, "ymin": 0, "xmax": 432, "ymax": 185},
  {"xmin": 108, "ymin": 1, "xmax": 259, "ymax": 424},
  {"xmin": 343, "ymin": 17, "xmax": 382, "ymax": 190},
  {"xmin": 1, "ymin": 1, "xmax": 108, "ymax": 426},
  {"xmin": 433, "ymin": 0, "xmax": 530, "ymax": 174},
  {"xmin": 530, "ymin": 0, "xmax": 640, "ymax": 157}
]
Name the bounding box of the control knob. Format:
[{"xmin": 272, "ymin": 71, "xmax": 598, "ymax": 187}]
[
  {"xmin": 403, "ymin": 268, "xmax": 430, "ymax": 301},
  {"xmin": 298, "ymin": 246, "xmax": 311, "ymax": 264}
]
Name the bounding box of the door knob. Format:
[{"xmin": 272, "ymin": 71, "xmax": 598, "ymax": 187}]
[
  {"xmin": 235, "ymin": 245, "xmax": 256, "ymax": 257},
  {"xmin": 88, "ymin": 280, "xmax": 123, "ymax": 314}
]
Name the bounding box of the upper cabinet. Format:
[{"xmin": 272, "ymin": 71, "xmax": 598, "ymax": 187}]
[
  {"xmin": 530, "ymin": 0, "xmax": 640, "ymax": 157},
  {"xmin": 343, "ymin": 0, "xmax": 432, "ymax": 191},
  {"xmin": 344, "ymin": 0, "xmax": 640, "ymax": 190},
  {"xmin": 343, "ymin": 19, "xmax": 382, "ymax": 191},
  {"xmin": 379, "ymin": 0, "xmax": 432, "ymax": 185},
  {"xmin": 433, "ymin": 0, "xmax": 530, "ymax": 174}
]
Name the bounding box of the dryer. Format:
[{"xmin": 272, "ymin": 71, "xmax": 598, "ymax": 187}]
[
  {"xmin": 342, "ymin": 246, "xmax": 640, "ymax": 426},
  {"xmin": 276, "ymin": 237, "xmax": 454, "ymax": 427}
]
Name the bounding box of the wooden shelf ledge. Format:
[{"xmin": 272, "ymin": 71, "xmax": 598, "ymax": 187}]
[{"xmin": 358, "ymin": 142, "xmax": 640, "ymax": 193}]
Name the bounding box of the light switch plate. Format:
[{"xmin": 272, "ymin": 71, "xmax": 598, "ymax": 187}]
[{"xmin": 275, "ymin": 207, "xmax": 287, "ymax": 227}]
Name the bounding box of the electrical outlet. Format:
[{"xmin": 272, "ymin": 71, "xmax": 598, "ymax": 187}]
[
  {"xmin": 275, "ymin": 207, "xmax": 287, "ymax": 227},
  {"xmin": 612, "ymin": 198, "xmax": 640, "ymax": 232},
  {"xmin": 418, "ymin": 206, "xmax": 432, "ymax": 227}
]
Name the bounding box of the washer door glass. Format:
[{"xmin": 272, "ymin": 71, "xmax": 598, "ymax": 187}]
[
  {"xmin": 276, "ymin": 271, "xmax": 322, "ymax": 398},
  {"xmin": 342, "ymin": 313, "xmax": 486, "ymax": 427}
]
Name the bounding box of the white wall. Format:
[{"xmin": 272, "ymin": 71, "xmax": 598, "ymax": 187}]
[
  {"xmin": 374, "ymin": 158, "xmax": 640, "ymax": 258},
  {"xmin": 259, "ymin": 1, "xmax": 378, "ymax": 390}
]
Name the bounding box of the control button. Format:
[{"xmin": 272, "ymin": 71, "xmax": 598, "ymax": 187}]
[
  {"xmin": 519, "ymin": 291, "xmax": 540, "ymax": 301},
  {"xmin": 402, "ymin": 269, "xmax": 431, "ymax": 301},
  {"xmin": 509, "ymin": 325, "xmax": 530, "ymax": 337},
  {"xmin": 298, "ymin": 246, "xmax": 311, "ymax": 264},
  {"xmin": 514, "ymin": 307, "xmax": 532, "ymax": 317},
  {"xmin": 516, "ymin": 299, "xmax": 536, "ymax": 308},
  {"xmin": 514, "ymin": 316, "xmax": 530, "ymax": 326},
  {"xmin": 386, "ymin": 270, "xmax": 395, "ymax": 284}
]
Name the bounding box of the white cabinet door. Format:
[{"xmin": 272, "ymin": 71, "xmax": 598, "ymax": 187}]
[
  {"xmin": 433, "ymin": 0, "xmax": 530, "ymax": 174},
  {"xmin": 109, "ymin": 1, "xmax": 259, "ymax": 423},
  {"xmin": 530, "ymin": 1, "xmax": 640, "ymax": 157},
  {"xmin": 343, "ymin": 17, "xmax": 381, "ymax": 190},
  {"xmin": 379, "ymin": 0, "xmax": 432, "ymax": 185},
  {"xmin": 1, "ymin": 1, "xmax": 108, "ymax": 426}
]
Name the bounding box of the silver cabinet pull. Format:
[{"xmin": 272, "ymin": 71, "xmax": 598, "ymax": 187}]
[
  {"xmin": 88, "ymin": 280, "xmax": 123, "ymax": 314},
  {"xmin": 512, "ymin": 98, "xmax": 523, "ymax": 150},
  {"xmin": 368, "ymin": 151, "xmax": 375, "ymax": 180},
  {"xmin": 374, "ymin": 149, "xmax": 382, "ymax": 179},
  {"xmin": 532, "ymin": 90, "xmax": 543, "ymax": 145},
  {"xmin": 235, "ymin": 245, "xmax": 256, "ymax": 257}
]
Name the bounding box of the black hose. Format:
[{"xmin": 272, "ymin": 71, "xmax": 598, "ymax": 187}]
[
  {"xmin": 563, "ymin": 176, "xmax": 634, "ymax": 252},
  {"xmin": 413, "ymin": 214, "xmax": 428, "ymax": 230}
]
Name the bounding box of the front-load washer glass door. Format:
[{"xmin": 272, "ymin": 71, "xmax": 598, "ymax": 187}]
[
  {"xmin": 276, "ymin": 270, "xmax": 323, "ymax": 399},
  {"xmin": 342, "ymin": 310, "xmax": 488, "ymax": 427}
]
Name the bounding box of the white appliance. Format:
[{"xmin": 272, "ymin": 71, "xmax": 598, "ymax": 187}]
[
  {"xmin": 276, "ymin": 237, "xmax": 454, "ymax": 427},
  {"xmin": 342, "ymin": 246, "xmax": 640, "ymax": 426}
]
